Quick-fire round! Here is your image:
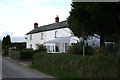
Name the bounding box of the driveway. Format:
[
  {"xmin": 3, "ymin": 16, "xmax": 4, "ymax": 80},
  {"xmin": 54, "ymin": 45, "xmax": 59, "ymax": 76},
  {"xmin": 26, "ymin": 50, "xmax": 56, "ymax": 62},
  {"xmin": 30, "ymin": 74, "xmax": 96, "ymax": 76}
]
[{"xmin": 2, "ymin": 56, "xmax": 55, "ymax": 79}]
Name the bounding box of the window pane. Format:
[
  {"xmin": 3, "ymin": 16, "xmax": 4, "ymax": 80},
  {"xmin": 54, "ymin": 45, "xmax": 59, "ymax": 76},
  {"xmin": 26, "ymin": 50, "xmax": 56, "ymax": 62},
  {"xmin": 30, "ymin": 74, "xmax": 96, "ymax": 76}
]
[
  {"xmin": 47, "ymin": 46, "xmax": 50, "ymax": 53},
  {"xmin": 55, "ymin": 31, "xmax": 58, "ymax": 38},
  {"xmin": 41, "ymin": 33, "xmax": 43, "ymax": 40},
  {"xmin": 62, "ymin": 44, "xmax": 64, "ymax": 50},
  {"xmin": 55, "ymin": 43, "xmax": 59, "ymax": 52},
  {"xmin": 30, "ymin": 44, "xmax": 32, "ymax": 48},
  {"xmin": 30, "ymin": 35, "xmax": 32, "ymax": 40},
  {"xmin": 65, "ymin": 43, "xmax": 69, "ymax": 52}
]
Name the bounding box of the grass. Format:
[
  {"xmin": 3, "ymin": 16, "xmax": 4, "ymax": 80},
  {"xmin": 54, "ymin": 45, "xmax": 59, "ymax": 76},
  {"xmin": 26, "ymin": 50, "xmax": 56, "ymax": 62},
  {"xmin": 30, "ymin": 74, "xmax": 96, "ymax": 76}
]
[{"xmin": 29, "ymin": 64, "xmax": 79, "ymax": 79}]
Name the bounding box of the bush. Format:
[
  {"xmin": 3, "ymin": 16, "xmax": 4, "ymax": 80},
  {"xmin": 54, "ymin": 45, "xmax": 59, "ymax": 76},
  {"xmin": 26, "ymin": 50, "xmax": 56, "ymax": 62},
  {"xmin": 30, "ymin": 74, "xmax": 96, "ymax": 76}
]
[
  {"xmin": 3, "ymin": 45, "xmax": 10, "ymax": 55},
  {"xmin": 68, "ymin": 43, "xmax": 82, "ymax": 55},
  {"xmin": 19, "ymin": 49, "xmax": 35, "ymax": 61},
  {"xmin": 35, "ymin": 44, "xmax": 47, "ymax": 52},
  {"xmin": 105, "ymin": 43, "xmax": 118, "ymax": 53},
  {"xmin": 10, "ymin": 50, "xmax": 20, "ymax": 60},
  {"xmin": 94, "ymin": 46, "xmax": 108, "ymax": 56},
  {"xmin": 68, "ymin": 42, "xmax": 93, "ymax": 55}
]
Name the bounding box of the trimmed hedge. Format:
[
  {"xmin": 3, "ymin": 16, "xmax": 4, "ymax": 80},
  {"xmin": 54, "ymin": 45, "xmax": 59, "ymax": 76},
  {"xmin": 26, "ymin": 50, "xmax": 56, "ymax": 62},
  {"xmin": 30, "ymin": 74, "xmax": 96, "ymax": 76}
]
[
  {"xmin": 19, "ymin": 49, "xmax": 35, "ymax": 61},
  {"xmin": 32, "ymin": 52, "xmax": 118, "ymax": 78},
  {"xmin": 10, "ymin": 49, "xmax": 36, "ymax": 61}
]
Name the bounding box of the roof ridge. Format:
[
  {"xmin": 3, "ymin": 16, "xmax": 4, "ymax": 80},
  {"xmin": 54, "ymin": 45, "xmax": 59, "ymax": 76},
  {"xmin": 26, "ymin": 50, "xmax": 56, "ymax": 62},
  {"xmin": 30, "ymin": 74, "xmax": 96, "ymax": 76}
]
[
  {"xmin": 26, "ymin": 20, "xmax": 67, "ymax": 35},
  {"xmin": 38, "ymin": 20, "xmax": 67, "ymax": 28}
]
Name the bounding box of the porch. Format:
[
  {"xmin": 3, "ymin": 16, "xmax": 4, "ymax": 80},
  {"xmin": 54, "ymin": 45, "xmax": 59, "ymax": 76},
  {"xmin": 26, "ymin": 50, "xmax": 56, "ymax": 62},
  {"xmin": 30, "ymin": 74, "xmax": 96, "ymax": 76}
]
[{"xmin": 44, "ymin": 37, "xmax": 70, "ymax": 53}]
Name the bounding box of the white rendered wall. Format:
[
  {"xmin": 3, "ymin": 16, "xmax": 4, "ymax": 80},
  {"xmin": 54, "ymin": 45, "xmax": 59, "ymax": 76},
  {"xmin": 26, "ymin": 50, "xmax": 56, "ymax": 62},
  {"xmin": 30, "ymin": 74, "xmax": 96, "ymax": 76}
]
[
  {"xmin": 26, "ymin": 32, "xmax": 46, "ymax": 50},
  {"xmin": 26, "ymin": 27, "xmax": 78, "ymax": 50}
]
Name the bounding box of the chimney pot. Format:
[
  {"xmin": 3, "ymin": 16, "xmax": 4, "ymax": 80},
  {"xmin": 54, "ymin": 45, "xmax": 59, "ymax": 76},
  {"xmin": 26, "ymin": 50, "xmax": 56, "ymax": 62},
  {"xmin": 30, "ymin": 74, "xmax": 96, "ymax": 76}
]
[
  {"xmin": 55, "ymin": 15, "xmax": 59, "ymax": 23},
  {"xmin": 34, "ymin": 22, "xmax": 38, "ymax": 29}
]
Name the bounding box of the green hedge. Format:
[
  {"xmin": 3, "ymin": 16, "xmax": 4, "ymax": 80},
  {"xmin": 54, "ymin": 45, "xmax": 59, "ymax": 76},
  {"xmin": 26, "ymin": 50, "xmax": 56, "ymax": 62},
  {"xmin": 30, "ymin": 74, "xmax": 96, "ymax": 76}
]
[
  {"xmin": 10, "ymin": 50, "xmax": 20, "ymax": 60},
  {"xmin": 32, "ymin": 52, "xmax": 118, "ymax": 78},
  {"xmin": 10, "ymin": 49, "xmax": 36, "ymax": 61},
  {"xmin": 19, "ymin": 49, "xmax": 35, "ymax": 61}
]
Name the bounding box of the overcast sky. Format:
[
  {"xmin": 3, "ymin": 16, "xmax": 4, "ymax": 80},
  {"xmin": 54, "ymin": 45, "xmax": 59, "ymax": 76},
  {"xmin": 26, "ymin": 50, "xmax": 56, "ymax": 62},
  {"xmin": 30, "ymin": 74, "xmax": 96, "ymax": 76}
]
[{"xmin": 0, "ymin": 0, "xmax": 71, "ymax": 42}]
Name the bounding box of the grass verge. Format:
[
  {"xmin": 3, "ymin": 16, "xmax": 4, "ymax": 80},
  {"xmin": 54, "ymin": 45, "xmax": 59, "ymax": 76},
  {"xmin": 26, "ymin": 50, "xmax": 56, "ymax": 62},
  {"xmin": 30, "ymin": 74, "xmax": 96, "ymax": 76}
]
[{"xmin": 29, "ymin": 64, "xmax": 79, "ymax": 79}]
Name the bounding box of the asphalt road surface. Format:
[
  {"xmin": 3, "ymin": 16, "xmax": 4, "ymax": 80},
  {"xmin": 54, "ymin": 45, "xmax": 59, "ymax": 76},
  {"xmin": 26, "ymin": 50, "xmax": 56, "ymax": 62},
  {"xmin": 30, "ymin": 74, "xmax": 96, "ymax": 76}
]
[
  {"xmin": 0, "ymin": 53, "xmax": 2, "ymax": 79},
  {"xmin": 2, "ymin": 57, "xmax": 54, "ymax": 79}
]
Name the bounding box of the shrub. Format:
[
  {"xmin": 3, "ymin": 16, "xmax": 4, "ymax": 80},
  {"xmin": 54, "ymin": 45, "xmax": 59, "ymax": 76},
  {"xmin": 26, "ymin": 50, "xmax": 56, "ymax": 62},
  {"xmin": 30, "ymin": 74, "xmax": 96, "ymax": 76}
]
[
  {"xmin": 3, "ymin": 45, "xmax": 10, "ymax": 55},
  {"xmin": 105, "ymin": 43, "xmax": 118, "ymax": 53},
  {"xmin": 10, "ymin": 50, "xmax": 20, "ymax": 60},
  {"xmin": 94, "ymin": 46, "xmax": 107, "ymax": 55},
  {"xmin": 35, "ymin": 44, "xmax": 47, "ymax": 52},
  {"xmin": 19, "ymin": 49, "xmax": 35, "ymax": 61},
  {"xmin": 68, "ymin": 43, "xmax": 82, "ymax": 55},
  {"xmin": 68, "ymin": 42, "xmax": 93, "ymax": 55}
]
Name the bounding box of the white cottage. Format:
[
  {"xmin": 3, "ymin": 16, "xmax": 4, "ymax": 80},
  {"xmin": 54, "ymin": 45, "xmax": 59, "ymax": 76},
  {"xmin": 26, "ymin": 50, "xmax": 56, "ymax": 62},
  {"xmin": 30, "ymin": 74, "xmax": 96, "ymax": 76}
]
[{"xmin": 26, "ymin": 16, "xmax": 79, "ymax": 53}]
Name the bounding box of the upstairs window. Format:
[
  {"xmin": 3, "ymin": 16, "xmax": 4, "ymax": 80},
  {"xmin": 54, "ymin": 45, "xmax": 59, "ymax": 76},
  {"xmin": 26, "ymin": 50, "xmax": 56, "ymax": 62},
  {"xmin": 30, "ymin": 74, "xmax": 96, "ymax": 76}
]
[
  {"xmin": 41, "ymin": 33, "xmax": 43, "ymax": 40},
  {"xmin": 55, "ymin": 31, "xmax": 58, "ymax": 38},
  {"xmin": 30, "ymin": 35, "xmax": 32, "ymax": 40}
]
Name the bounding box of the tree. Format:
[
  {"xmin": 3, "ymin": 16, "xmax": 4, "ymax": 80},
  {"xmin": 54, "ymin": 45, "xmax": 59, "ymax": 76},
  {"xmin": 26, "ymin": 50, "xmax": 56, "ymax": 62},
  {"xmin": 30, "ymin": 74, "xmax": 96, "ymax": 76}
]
[
  {"xmin": 68, "ymin": 2, "xmax": 120, "ymax": 55},
  {"xmin": 68, "ymin": 3, "xmax": 96, "ymax": 56},
  {"xmin": 113, "ymin": 2, "xmax": 120, "ymax": 58},
  {"xmin": 87, "ymin": 3, "xmax": 119, "ymax": 47},
  {"xmin": 2, "ymin": 35, "xmax": 11, "ymax": 49}
]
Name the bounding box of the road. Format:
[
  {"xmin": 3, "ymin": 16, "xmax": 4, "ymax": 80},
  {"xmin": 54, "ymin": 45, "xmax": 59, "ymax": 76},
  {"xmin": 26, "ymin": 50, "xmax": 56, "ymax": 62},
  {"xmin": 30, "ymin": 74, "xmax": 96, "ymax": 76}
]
[
  {"xmin": 0, "ymin": 53, "xmax": 2, "ymax": 79},
  {"xmin": 2, "ymin": 57, "xmax": 54, "ymax": 79}
]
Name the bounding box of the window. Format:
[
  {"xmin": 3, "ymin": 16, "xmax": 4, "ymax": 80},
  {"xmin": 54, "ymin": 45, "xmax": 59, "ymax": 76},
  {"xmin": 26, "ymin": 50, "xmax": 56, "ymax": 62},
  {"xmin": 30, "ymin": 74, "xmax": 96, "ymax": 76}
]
[
  {"xmin": 47, "ymin": 46, "xmax": 50, "ymax": 53},
  {"xmin": 50, "ymin": 45, "xmax": 54, "ymax": 52},
  {"xmin": 30, "ymin": 44, "xmax": 32, "ymax": 48},
  {"xmin": 53, "ymin": 45, "xmax": 55, "ymax": 52},
  {"xmin": 55, "ymin": 31, "xmax": 58, "ymax": 38},
  {"xmin": 36, "ymin": 44, "xmax": 39, "ymax": 49},
  {"xmin": 62, "ymin": 44, "xmax": 64, "ymax": 50},
  {"xmin": 65, "ymin": 43, "xmax": 69, "ymax": 52},
  {"xmin": 41, "ymin": 33, "xmax": 43, "ymax": 40},
  {"xmin": 30, "ymin": 35, "xmax": 32, "ymax": 40},
  {"xmin": 55, "ymin": 43, "xmax": 59, "ymax": 52}
]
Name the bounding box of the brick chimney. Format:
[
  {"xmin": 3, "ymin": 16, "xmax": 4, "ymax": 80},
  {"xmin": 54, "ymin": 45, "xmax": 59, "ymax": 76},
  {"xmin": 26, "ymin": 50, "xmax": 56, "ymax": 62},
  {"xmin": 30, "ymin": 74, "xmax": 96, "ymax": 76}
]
[
  {"xmin": 34, "ymin": 22, "xmax": 38, "ymax": 29},
  {"xmin": 55, "ymin": 15, "xmax": 59, "ymax": 23}
]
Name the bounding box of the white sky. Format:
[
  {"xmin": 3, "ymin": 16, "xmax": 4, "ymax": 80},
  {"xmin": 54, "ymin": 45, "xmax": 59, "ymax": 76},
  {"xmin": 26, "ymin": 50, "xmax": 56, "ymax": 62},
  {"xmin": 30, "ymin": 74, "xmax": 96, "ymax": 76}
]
[{"xmin": 0, "ymin": 0, "xmax": 72, "ymax": 41}]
